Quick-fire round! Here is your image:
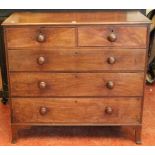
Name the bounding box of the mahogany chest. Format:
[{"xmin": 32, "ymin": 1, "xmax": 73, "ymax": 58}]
[{"xmin": 2, "ymin": 11, "xmax": 150, "ymax": 143}]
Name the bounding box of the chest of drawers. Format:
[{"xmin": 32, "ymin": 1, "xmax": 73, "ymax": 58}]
[{"xmin": 2, "ymin": 11, "xmax": 150, "ymax": 144}]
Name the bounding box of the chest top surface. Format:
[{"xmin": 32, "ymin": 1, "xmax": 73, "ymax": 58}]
[{"xmin": 2, "ymin": 11, "xmax": 150, "ymax": 26}]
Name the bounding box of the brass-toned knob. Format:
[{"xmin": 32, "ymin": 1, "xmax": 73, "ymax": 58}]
[
  {"xmin": 107, "ymin": 56, "xmax": 116, "ymax": 64},
  {"xmin": 106, "ymin": 81, "xmax": 115, "ymax": 89},
  {"xmin": 105, "ymin": 106, "xmax": 113, "ymax": 114},
  {"xmin": 37, "ymin": 56, "xmax": 45, "ymax": 65},
  {"xmin": 39, "ymin": 106, "xmax": 48, "ymax": 115},
  {"xmin": 39, "ymin": 81, "xmax": 47, "ymax": 89},
  {"xmin": 107, "ymin": 33, "xmax": 117, "ymax": 42},
  {"xmin": 37, "ymin": 33, "xmax": 45, "ymax": 42}
]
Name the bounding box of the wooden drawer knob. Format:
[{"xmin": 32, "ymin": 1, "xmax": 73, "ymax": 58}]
[
  {"xmin": 107, "ymin": 56, "xmax": 116, "ymax": 64},
  {"xmin": 39, "ymin": 81, "xmax": 47, "ymax": 89},
  {"xmin": 37, "ymin": 56, "xmax": 45, "ymax": 65},
  {"xmin": 105, "ymin": 106, "xmax": 113, "ymax": 114},
  {"xmin": 106, "ymin": 81, "xmax": 115, "ymax": 89},
  {"xmin": 37, "ymin": 33, "xmax": 45, "ymax": 42},
  {"xmin": 107, "ymin": 33, "xmax": 117, "ymax": 42},
  {"xmin": 39, "ymin": 106, "xmax": 48, "ymax": 115}
]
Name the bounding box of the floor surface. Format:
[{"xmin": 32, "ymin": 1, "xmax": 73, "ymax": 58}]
[{"xmin": 0, "ymin": 84, "xmax": 155, "ymax": 145}]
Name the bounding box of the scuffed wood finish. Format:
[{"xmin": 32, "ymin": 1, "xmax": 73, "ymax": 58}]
[
  {"xmin": 8, "ymin": 49, "xmax": 146, "ymax": 71},
  {"xmin": 10, "ymin": 73, "xmax": 144, "ymax": 97},
  {"xmin": 2, "ymin": 11, "xmax": 150, "ymax": 143},
  {"xmin": 5, "ymin": 27, "xmax": 76, "ymax": 48},
  {"xmin": 2, "ymin": 11, "xmax": 150, "ymax": 26},
  {"xmin": 12, "ymin": 97, "xmax": 141, "ymax": 124},
  {"xmin": 78, "ymin": 26, "xmax": 147, "ymax": 48}
]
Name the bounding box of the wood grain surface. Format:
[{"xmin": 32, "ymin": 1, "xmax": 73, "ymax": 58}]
[
  {"xmin": 2, "ymin": 11, "xmax": 150, "ymax": 26},
  {"xmin": 10, "ymin": 72, "xmax": 144, "ymax": 97},
  {"xmin": 5, "ymin": 27, "xmax": 76, "ymax": 48},
  {"xmin": 78, "ymin": 26, "xmax": 147, "ymax": 48},
  {"xmin": 12, "ymin": 97, "xmax": 141, "ymax": 124},
  {"xmin": 8, "ymin": 49, "xmax": 146, "ymax": 71}
]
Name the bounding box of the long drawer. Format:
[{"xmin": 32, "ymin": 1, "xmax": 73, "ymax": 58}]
[
  {"xmin": 10, "ymin": 73, "xmax": 144, "ymax": 97},
  {"xmin": 5, "ymin": 27, "xmax": 76, "ymax": 48},
  {"xmin": 12, "ymin": 97, "xmax": 141, "ymax": 124},
  {"xmin": 78, "ymin": 26, "xmax": 147, "ymax": 48},
  {"xmin": 8, "ymin": 49, "xmax": 146, "ymax": 71}
]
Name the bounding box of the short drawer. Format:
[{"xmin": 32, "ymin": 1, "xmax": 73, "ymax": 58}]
[
  {"xmin": 10, "ymin": 73, "xmax": 144, "ymax": 97},
  {"xmin": 78, "ymin": 26, "xmax": 147, "ymax": 48},
  {"xmin": 12, "ymin": 98, "xmax": 141, "ymax": 124},
  {"xmin": 8, "ymin": 49, "xmax": 146, "ymax": 71},
  {"xmin": 5, "ymin": 27, "xmax": 76, "ymax": 48}
]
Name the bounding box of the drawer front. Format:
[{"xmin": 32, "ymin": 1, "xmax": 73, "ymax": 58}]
[
  {"xmin": 12, "ymin": 98, "xmax": 141, "ymax": 124},
  {"xmin": 10, "ymin": 73, "xmax": 144, "ymax": 97},
  {"xmin": 78, "ymin": 26, "xmax": 147, "ymax": 48},
  {"xmin": 5, "ymin": 27, "xmax": 76, "ymax": 48},
  {"xmin": 8, "ymin": 49, "xmax": 146, "ymax": 71}
]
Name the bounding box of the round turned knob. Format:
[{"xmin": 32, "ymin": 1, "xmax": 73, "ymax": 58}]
[
  {"xmin": 37, "ymin": 33, "xmax": 45, "ymax": 42},
  {"xmin": 37, "ymin": 56, "xmax": 45, "ymax": 65},
  {"xmin": 107, "ymin": 33, "xmax": 117, "ymax": 42},
  {"xmin": 105, "ymin": 106, "xmax": 113, "ymax": 114},
  {"xmin": 39, "ymin": 106, "xmax": 48, "ymax": 115},
  {"xmin": 39, "ymin": 81, "xmax": 47, "ymax": 89},
  {"xmin": 106, "ymin": 81, "xmax": 115, "ymax": 89},
  {"xmin": 107, "ymin": 56, "xmax": 116, "ymax": 64}
]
